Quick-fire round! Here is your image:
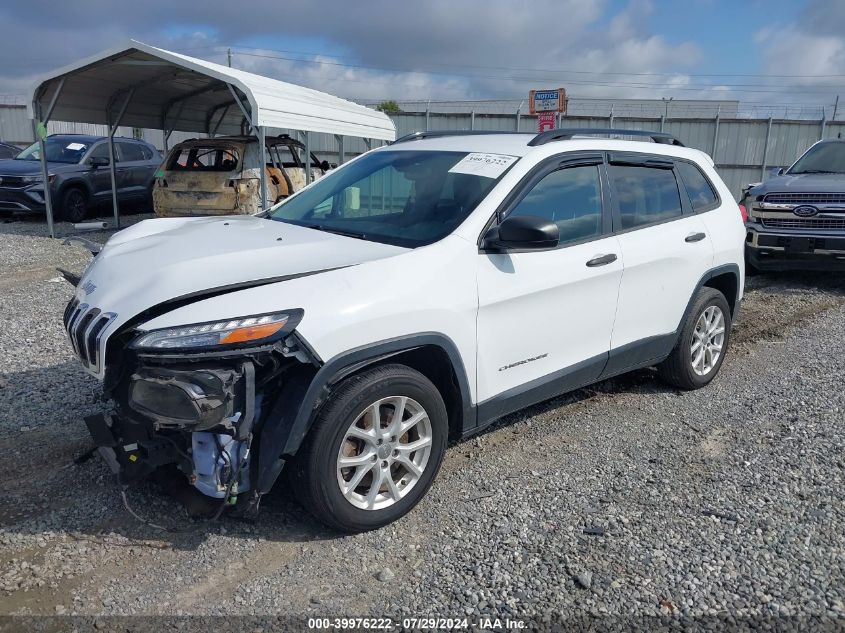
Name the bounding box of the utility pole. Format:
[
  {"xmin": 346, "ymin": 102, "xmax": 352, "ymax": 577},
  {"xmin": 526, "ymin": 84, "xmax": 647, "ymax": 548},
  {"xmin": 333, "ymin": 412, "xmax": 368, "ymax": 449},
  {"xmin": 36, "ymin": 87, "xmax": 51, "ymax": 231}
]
[
  {"xmin": 834, "ymin": 95, "xmax": 840, "ymax": 121},
  {"xmin": 662, "ymin": 96, "xmax": 674, "ymax": 119},
  {"xmin": 227, "ymin": 48, "xmax": 232, "ymax": 68}
]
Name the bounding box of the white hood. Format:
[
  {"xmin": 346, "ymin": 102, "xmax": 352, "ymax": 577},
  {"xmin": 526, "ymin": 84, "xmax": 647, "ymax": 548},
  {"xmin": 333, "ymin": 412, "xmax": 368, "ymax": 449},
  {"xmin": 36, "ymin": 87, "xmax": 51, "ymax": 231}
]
[{"xmin": 75, "ymin": 215, "xmax": 407, "ymax": 367}]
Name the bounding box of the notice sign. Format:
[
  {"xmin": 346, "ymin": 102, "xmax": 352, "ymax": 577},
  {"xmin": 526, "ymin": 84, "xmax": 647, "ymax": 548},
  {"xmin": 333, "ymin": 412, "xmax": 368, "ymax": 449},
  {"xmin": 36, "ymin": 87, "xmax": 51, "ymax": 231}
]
[
  {"xmin": 529, "ymin": 88, "xmax": 567, "ymax": 114},
  {"xmin": 537, "ymin": 112, "xmax": 556, "ymax": 132},
  {"xmin": 449, "ymin": 153, "xmax": 519, "ymax": 179}
]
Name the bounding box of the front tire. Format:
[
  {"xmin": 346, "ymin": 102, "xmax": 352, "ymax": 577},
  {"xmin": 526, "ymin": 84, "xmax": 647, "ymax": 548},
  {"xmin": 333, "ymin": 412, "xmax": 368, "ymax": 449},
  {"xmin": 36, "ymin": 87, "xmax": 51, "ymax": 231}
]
[
  {"xmin": 658, "ymin": 287, "xmax": 731, "ymax": 390},
  {"xmin": 60, "ymin": 187, "xmax": 88, "ymax": 223},
  {"xmin": 291, "ymin": 364, "xmax": 448, "ymax": 533}
]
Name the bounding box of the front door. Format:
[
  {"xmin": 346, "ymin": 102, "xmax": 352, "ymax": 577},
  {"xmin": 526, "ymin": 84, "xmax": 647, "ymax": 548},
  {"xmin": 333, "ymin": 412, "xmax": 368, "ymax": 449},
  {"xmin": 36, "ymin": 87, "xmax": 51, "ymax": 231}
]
[
  {"xmin": 86, "ymin": 142, "xmax": 113, "ymax": 203},
  {"xmin": 476, "ymin": 157, "xmax": 623, "ymax": 417}
]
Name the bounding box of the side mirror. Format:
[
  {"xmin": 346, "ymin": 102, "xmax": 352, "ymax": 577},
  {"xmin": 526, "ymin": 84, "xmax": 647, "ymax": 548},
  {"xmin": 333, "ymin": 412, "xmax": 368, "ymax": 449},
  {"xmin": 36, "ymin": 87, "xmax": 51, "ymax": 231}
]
[
  {"xmin": 481, "ymin": 215, "xmax": 559, "ymax": 252},
  {"xmin": 777, "ymin": 167, "xmax": 786, "ymax": 176},
  {"xmin": 320, "ymin": 160, "xmax": 331, "ymax": 171},
  {"xmin": 88, "ymin": 156, "xmax": 110, "ymax": 169}
]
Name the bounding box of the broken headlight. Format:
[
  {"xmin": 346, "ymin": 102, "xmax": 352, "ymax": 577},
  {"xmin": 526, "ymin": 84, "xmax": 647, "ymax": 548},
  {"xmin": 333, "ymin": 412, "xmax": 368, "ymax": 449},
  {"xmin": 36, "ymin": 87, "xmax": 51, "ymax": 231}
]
[{"xmin": 132, "ymin": 310, "xmax": 302, "ymax": 351}]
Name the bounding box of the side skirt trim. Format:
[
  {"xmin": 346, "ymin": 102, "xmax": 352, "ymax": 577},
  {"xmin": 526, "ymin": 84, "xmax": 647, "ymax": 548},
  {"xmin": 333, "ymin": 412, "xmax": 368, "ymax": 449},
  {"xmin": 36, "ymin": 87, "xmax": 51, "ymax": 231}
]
[{"xmin": 475, "ymin": 352, "xmax": 607, "ymax": 429}]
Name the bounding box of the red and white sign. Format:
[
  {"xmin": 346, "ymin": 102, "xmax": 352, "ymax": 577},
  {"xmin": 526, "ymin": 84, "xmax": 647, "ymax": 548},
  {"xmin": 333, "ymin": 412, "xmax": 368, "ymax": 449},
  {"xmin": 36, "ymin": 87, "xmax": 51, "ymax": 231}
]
[{"xmin": 537, "ymin": 112, "xmax": 556, "ymax": 132}]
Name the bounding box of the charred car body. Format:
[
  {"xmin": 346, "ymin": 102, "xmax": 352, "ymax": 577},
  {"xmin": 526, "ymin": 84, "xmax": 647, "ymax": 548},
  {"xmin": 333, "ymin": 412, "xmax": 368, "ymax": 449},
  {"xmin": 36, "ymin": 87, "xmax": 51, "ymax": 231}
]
[
  {"xmin": 742, "ymin": 139, "xmax": 845, "ymax": 271},
  {"xmin": 153, "ymin": 134, "xmax": 330, "ymax": 217}
]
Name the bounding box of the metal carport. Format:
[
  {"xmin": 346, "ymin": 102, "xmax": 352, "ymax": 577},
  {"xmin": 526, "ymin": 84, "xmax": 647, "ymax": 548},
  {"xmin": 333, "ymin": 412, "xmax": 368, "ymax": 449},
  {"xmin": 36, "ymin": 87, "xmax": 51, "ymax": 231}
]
[{"xmin": 29, "ymin": 40, "xmax": 396, "ymax": 238}]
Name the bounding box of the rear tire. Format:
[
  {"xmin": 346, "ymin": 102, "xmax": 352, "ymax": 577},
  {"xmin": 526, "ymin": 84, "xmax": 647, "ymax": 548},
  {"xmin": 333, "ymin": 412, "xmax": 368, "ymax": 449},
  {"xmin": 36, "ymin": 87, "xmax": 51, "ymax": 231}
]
[
  {"xmin": 658, "ymin": 287, "xmax": 731, "ymax": 390},
  {"xmin": 60, "ymin": 187, "xmax": 88, "ymax": 223},
  {"xmin": 291, "ymin": 364, "xmax": 448, "ymax": 533}
]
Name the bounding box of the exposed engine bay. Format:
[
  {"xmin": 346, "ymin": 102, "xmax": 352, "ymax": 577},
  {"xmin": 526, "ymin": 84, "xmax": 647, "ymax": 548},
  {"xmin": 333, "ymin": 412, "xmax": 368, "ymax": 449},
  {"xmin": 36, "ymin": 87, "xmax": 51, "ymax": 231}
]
[{"xmin": 82, "ymin": 325, "xmax": 320, "ymax": 520}]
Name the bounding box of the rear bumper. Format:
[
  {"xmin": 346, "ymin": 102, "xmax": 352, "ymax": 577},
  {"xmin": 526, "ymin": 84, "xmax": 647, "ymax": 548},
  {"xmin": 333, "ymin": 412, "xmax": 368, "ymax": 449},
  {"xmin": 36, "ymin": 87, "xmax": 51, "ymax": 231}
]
[{"xmin": 745, "ymin": 225, "xmax": 845, "ymax": 271}]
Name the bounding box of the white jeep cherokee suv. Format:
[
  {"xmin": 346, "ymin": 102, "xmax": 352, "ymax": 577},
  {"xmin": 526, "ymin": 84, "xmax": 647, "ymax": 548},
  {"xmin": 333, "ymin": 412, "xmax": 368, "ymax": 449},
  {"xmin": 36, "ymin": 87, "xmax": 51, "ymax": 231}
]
[{"xmin": 66, "ymin": 129, "xmax": 745, "ymax": 532}]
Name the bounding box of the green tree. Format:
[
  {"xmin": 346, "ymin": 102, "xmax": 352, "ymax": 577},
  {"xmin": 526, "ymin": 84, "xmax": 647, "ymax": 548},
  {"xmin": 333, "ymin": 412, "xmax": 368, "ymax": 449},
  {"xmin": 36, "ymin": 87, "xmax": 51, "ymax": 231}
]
[{"xmin": 375, "ymin": 100, "xmax": 402, "ymax": 114}]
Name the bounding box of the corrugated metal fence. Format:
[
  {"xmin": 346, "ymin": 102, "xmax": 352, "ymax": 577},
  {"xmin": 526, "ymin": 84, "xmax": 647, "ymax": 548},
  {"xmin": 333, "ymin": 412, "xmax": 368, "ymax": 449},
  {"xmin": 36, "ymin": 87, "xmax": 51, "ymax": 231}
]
[{"xmin": 3, "ymin": 103, "xmax": 842, "ymax": 199}]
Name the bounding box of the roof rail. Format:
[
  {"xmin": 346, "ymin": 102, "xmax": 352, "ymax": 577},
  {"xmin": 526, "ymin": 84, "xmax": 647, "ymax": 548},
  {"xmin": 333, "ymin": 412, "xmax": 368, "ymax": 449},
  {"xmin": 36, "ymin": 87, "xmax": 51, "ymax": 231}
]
[
  {"xmin": 392, "ymin": 130, "xmax": 524, "ymax": 145},
  {"xmin": 528, "ymin": 128, "xmax": 684, "ymax": 147}
]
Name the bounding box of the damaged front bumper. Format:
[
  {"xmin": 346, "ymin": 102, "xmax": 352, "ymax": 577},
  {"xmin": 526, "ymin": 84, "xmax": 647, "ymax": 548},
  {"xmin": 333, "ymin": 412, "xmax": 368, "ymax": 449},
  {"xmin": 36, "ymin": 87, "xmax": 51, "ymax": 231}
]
[{"xmin": 82, "ymin": 332, "xmax": 319, "ymax": 516}]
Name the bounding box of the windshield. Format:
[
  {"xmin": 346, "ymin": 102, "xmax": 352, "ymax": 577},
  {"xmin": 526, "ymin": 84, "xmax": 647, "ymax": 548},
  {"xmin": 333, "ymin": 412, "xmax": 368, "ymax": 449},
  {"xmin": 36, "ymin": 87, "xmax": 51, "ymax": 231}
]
[
  {"xmin": 789, "ymin": 142, "xmax": 845, "ymax": 174},
  {"xmin": 269, "ymin": 150, "xmax": 516, "ymax": 248},
  {"xmin": 15, "ymin": 138, "xmax": 91, "ymax": 164}
]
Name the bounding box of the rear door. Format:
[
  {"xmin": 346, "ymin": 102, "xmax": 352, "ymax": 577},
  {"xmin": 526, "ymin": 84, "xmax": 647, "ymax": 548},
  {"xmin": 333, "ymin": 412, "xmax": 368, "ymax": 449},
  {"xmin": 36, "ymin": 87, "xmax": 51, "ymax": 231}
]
[
  {"xmin": 475, "ymin": 154, "xmax": 623, "ymax": 412},
  {"xmin": 116, "ymin": 141, "xmax": 148, "ymax": 197},
  {"xmin": 606, "ymin": 154, "xmax": 713, "ymax": 371}
]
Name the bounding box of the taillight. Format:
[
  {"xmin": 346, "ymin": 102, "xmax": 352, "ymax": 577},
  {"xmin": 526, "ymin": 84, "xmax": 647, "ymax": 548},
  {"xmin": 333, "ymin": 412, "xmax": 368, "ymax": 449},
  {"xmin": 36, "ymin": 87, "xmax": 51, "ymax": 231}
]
[{"xmin": 738, "ymin": 204, "xmax": 748, "ymax": 223}]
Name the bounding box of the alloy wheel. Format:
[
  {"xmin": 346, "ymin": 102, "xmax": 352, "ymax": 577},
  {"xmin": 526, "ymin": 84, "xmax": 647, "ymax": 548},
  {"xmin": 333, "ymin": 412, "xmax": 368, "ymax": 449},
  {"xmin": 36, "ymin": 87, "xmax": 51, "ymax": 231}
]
[
  {"xmin": 690, "ymin": 305, "xmax": 725, "ymax": 376},
  {"xmin": 336, "ymin": 396, "xmax": 433, "ymax": 511}
]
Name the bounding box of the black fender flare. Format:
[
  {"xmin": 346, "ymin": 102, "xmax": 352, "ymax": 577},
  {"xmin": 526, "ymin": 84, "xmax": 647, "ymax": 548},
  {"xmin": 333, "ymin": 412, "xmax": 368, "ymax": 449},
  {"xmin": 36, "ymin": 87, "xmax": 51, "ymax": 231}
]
[
  {"xmin": 679, "ymin": 263, "xmax": 741, "ymax": 327},
  {"xmin": 254, "ymin": 332, "xmax": 474, "ymax": 495},
  {"xmin": 668, "ymin": 262, "xmax": 741, "ymax": 354},
  {"xmin": 56, "ymin": 178, "xmax": 93, "ymax": 203}
]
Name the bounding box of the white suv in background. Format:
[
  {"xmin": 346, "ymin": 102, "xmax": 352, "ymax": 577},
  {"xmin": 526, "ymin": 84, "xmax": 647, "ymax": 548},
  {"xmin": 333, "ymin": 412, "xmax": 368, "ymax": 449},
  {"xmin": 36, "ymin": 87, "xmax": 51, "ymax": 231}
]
[{"xmin": 66, "ymin": 129, "xmax": 745, "ymax": 532}]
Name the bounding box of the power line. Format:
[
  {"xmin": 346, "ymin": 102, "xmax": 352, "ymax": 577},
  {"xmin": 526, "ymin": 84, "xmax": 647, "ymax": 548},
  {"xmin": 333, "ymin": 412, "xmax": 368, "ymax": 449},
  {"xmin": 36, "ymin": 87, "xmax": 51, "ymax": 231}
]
[
  {"xmin": 223, "ymin": 44, "xmax": 845, "ymax": 80},
  {"xmin": 230, "ymin": 49, "xmax": 845, "ymax": 95}
]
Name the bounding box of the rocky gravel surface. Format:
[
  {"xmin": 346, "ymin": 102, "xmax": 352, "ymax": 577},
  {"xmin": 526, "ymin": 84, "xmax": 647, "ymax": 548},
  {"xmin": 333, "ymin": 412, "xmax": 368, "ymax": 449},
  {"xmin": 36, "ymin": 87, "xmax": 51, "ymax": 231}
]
[{"xmin": 0, "ymin": 215, "xmax": 844, "ymax": 631}]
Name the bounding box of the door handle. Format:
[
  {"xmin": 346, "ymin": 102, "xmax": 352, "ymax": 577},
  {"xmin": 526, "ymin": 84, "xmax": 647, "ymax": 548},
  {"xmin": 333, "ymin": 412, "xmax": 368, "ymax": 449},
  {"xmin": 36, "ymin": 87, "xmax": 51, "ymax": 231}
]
[
  {"xmin": 685, "ymin": 232, "xmax": 706, "ymax": 243},
  {"xmin": 586, "ymin": 253, "xmax": 618, "ymax": 267}
]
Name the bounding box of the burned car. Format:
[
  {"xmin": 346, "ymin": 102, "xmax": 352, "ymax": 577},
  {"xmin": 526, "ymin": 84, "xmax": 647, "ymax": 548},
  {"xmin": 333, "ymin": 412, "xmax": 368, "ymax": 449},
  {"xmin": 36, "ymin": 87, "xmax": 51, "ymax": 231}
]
[{"xmin": 153, "ymin": 134, "xmax": 331, "ymax": 217}]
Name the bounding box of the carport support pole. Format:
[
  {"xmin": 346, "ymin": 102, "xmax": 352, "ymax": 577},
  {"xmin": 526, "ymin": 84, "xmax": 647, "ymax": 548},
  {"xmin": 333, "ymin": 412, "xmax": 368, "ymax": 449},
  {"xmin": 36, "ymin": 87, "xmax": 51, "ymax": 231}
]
[
  {"xmin": 259, "ymin": 125, "xmax": 268, "ymax": 211},
  {"xmin": 33, "ymin": 77, "xmax": 65, "ymax": 238},
  {"xmin": 305, "ymin": 131, "xmax": 312, "ymax": 185},
  {"xmin": 106, "ymin": 119, "xmax": 119, "ymax": 229},
  {"xmin": 106, "ymin": 87, "xmax": 136, "ymax": 230},
  {"xmin": 34, "ymin": 118, "xmax": 55, "ymax": 239}
]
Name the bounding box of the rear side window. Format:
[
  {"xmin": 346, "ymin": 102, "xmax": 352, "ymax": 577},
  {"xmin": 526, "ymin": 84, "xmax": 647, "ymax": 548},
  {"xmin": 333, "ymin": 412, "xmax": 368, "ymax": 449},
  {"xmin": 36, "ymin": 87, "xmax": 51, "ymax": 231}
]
[
  {"xmin": 507, "ymin": 165, "xmax": 603, "ymax": 246},
  {"xmin": 168, "ymin": 146, "xmax": 240, "ymax": 172},
  {"xmin": 676, "ymin": 162, "xmax": 718, "ymax": 211},
  {"xmin": 139, "ymin": 145, "xmax": 154, "ymax": 161},
  {"xmin": 118, "ymin": 142, "xmax": 145, "ymax": 162},
  {"xmin": 609, "ymin": 165, "xmax": 683, "ymax": 230}
]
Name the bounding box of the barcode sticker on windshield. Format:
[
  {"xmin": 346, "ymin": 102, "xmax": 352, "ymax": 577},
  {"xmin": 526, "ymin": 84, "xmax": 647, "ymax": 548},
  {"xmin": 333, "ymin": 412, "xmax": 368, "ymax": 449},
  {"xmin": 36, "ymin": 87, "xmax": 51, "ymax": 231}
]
[
  {"xmin": 449, "ymin": 153, "xmax": 519, "ymax": 179},
  {"xmin": 66, "ymin": 143, "xmax": 85, "ymax": 150}
]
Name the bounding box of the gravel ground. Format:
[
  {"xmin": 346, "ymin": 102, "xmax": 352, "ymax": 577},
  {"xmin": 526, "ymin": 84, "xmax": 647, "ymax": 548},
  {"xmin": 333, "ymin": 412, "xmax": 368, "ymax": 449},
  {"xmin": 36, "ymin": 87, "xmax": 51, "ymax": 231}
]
[{"xmin": 0, "ymin": 215, "xmax": 844, "ymax": 631}]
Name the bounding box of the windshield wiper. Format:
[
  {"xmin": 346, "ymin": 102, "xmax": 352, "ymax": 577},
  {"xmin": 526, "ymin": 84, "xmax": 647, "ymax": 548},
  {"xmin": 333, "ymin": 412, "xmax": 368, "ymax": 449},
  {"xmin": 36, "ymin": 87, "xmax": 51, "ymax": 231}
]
[
  {"xmin": 305, "ymin": 224, "xmax": 369, "ymax": 240},
  {"xmin": 794, "ymin": 170, "xmax": 843, "ymax": 174}
]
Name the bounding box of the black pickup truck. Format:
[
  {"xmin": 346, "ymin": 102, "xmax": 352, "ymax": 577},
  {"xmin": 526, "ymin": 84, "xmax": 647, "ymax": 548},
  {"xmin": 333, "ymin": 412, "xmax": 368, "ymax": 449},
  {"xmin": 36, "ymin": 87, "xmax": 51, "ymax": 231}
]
[{"xmin": 742, "ymin": 139, "xmax": 845, "ymax": 272}]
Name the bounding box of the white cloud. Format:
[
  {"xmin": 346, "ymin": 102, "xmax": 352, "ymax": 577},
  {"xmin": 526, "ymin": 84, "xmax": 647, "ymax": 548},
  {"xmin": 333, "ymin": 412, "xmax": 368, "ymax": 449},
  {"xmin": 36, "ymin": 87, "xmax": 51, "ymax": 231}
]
[{"xmin": 0, "ymin": 0, "xmax": 712, "ymax": 102}]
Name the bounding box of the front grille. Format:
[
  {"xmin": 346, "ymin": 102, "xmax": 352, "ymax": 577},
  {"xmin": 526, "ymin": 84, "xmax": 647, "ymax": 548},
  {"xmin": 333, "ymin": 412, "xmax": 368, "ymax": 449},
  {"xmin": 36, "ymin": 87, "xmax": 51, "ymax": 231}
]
[
  {"xmin": 762, "ymin": 217, "xmax": 845, "ymax": 231},
  {"xmin": 763, "ymin": 192, "xmax": 845, "ymax": 205},
  {"xmin": 63, "ymin": 298, "xmax": 116, "ymax": 373}
]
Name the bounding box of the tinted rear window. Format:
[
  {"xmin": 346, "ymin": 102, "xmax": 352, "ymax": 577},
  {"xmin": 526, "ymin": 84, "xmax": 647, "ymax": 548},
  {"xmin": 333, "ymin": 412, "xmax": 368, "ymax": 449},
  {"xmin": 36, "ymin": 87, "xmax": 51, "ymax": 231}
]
[
  {"xmin": 118, "ymin": 142, "xmax": 145, "ymax": 162},
  {"xmin": 677, "ymin": 162, "xmax": 718, "ymax": 211},
  {"xmin": 609, "ymin": 165, "xmax": 683, "ymax": 229}
]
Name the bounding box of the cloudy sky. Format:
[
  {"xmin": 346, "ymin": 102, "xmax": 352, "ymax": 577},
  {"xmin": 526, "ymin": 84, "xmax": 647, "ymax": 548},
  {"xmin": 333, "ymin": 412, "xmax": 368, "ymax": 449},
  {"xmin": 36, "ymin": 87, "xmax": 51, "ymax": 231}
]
[{"xmin": 1, "ymin": 0, "xmax": 843, "ymax": 108}]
